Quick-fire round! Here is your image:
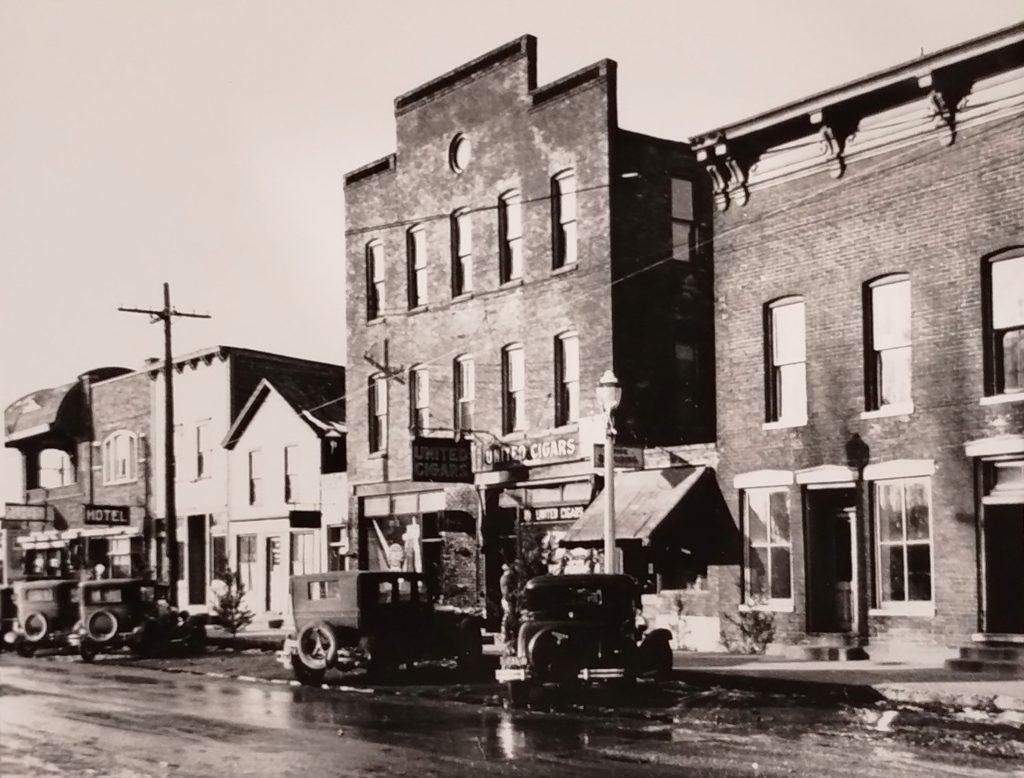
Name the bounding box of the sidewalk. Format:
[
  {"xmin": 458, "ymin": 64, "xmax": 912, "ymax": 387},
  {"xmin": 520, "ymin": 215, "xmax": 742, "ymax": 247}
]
[{"xmin": 670, "ymin": 651, "xmax": 1024, "ymax": 714}]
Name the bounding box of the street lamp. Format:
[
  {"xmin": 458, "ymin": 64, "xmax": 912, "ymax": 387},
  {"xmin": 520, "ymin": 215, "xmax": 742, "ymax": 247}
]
[{"xmin": 596, "ymin": 370, "xmax": 622, "ymax": 574}]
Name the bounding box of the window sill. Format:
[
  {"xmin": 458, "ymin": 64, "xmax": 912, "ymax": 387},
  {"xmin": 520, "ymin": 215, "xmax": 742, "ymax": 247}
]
[
  {"xmin": 498, "ymin": 278, "xmax": 524, "ymax": 290},
  {"xmin": 500, "ymin": 431, "xmax": 529, "ymax": 441},
  {"xmin": 367, "ymin": 316, "xmax": 388, "ymax": 326},
  {"xmin": 550, "ymin": 421, "xmax": 581, "ymax": 433},
  {"xmin": 407, "ymin": 304, "xmax": 430, "ymax": 315},
  {"xmin": 979, "ymin": 392, "xmax": 1024, "ymax": 406},
  {"xmin": 551, "ymin": 262, "xmax": 579, "ymax": 278},
  {"xmin": 103, "ymin": 477, "xmax": 138, "ymax": 486},
  {"xmin": 762, "ymin": 418, "xmax": 806, "ymax": 431},
  {"xmin": 860, "ymin": 403, "xmax": 914, "ymax": 420},
  {"xmin": 368, "ymin": 451, "xmax": 387, "ymax": 460},
  {"xmin": 451, "ymin": 292, "xmax": 474, "ymax": 304},
  {"xmin": 869, "ymin": 602, "xmax": 935, "ymax": 618},
  {"xmin": 739, "ymin": 599, "xmax": 794, "ymax": 614}
]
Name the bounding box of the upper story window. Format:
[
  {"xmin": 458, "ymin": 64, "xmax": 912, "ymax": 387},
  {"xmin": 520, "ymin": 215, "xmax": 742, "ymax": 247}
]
[
  {"xmin": 671, "ymin": 178, "xmax": 696, "ymax": 261},
  {"xmin": 874, "ymin": 478, "xmax": 932, "ymax": 606},
  {"xmin": 39, "ymin": 448, "xmax": 75, "ymax": 488},
  {"xmin": 554, "ymin": 332, "xmax": 580, "ymax": 426},
  {"xmin": 501, "ymin": 344, "xmax": 526, "ymax": 435},
  {"xmin": 866, "ymin": 275, "xmax": 912, "ymax": 411},
  {"xmin": 173, "ymin": 424, "xmax": 184, "ymax": 480},
  {"xmin": 407, "ymin": 225, "xmax": 428, "ymax": 309},
  {"xmin": 103, "ymin": 431, "xmax": 138, "ymax": 485},
  {"xmin": 551, "ymin": 169, "xmax": 577, "ymax": 269},
  {"xmin": 368, "ymin": 373, "xmax": 388, "ymax": 454},
  {"xmin": 499, "ymin": 190, "xmax": 523, "ymax": 283},
  {"xmin": 195, "ymin": 421, "xmax": 212, "ymax": 480},
  {"xmin": 765, "ymin": 298, "xmax": 807, "ymax": 425},
  {"xmin": 451, "ymin": 209, "xmax": 473, "ymax": 296},
  {"xmin": 986, "ymin": 251, "xmax": 1024, "ymax": 396},
  {"xmin": 284, "ymin": 445, "xmax": 299, "ymax": 503},
  {"xmin": 743, "ymin": 487, "xmax": 792, "ymax": 607},
  {"xmin": 449, "ymin": 133, "xmax": 471, "ymax": 173},
  {"xmin": 366, "ymin": 240, "xmax": 385, "ymax": 320},
  {"xmin": 409, "ymin": 366, "xmax": 430, "ymax": 436},
  {"xmin": 247, "ymin": 450, "xmax": 261, "ymax": 506},
  {"xmin": 453, "ymin": 355, "xmax": 474, "ymax": 436}
]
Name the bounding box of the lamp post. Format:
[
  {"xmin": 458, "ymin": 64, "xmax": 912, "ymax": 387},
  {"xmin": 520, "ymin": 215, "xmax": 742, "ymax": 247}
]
[{"xmin": 596, "ymin": 370, "xmax": 622, "ymax": 574}]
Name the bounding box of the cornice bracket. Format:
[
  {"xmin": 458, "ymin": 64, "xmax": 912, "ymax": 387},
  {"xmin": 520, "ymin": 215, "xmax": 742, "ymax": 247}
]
[
  {"xmin": 921, "ymin": 73, "xmax": 973, "ymax": 147},
  {"xmin": 810, "ymin": 110, "xmax": 859, "ymax": 179},
  {"xmin": 697, "ymin": 137, "xmax": 757, "ymax": 211}
]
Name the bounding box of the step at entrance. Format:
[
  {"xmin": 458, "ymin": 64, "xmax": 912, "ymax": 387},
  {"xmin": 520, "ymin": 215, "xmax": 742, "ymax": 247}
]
[
  {"xmin": 780, "ymin": 634, "xmax": 867, "ymax": 661},
  {"xmin": 945, "ymin": 634, "xmax": 1024, "ymax": 675}
]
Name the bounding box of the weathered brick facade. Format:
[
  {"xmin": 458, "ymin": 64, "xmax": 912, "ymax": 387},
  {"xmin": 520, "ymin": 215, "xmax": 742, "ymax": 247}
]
[
  {"xmin": 345, "ymin": 36, "xmax": 714, "ymax": 621},
  {"xmin": 696, "ymin": 27, "xmax": 1024, "ymax": 657}
]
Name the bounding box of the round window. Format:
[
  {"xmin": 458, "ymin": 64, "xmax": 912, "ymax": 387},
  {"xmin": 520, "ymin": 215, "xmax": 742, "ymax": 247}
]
[{"xmin": 449, "ymin": 134, "xmax": 471, "ymax": 173}]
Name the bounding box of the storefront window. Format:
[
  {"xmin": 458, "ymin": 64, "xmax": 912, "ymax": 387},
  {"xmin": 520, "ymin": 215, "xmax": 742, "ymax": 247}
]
[{"xmin": 290, "ymin": 531, "xmax": 317, "ymax": 575}]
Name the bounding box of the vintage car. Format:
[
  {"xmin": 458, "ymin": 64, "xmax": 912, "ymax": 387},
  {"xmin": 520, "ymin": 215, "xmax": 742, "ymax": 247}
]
[
  {"xmin": 72, "ymin": 578, "xmax": 207, "ymax": 661},
  {"xmin": 278, "ymin": 571, "xmax": 484, "ymax": 685},
  {"xmin": 496, "ymin": 574, "xmax": 673, "ymax": 690},
  {"xmin": 0, "ymin": 585, "xmax": 16, "ymax": 650},
  {"xmin": 5, "ymin": 579, "xmax": 81, "ymax": 656}
]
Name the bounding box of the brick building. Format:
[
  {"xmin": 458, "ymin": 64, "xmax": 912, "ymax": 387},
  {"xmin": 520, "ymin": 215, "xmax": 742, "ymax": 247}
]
[
  {"xmin": 4, "ymin": 367, "xmax": 153, "ymax": 580},
  {"xmin": 692, "ymin": 23, "xmax": 1024, "ymax": 659},
  {"xmin": 344, "ymin": 35, "xmax": 719, "ymax": 624}
]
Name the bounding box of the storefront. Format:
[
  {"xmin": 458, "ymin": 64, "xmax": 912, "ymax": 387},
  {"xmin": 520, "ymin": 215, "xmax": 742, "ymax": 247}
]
[{"xmin": 16, "ymin": 523, "xmax": 146, "ymax": 580}]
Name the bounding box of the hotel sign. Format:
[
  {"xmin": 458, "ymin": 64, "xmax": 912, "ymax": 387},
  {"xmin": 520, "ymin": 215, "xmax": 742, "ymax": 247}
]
[
  {"xmin": 477, "ymin": 431, "xmax": 581, "ymax": 471},
  {"xmin": 3, "ymin": 504, "xmax": 47, "ymax": 523},
  {"xmin": 84, "ymin": 505, "xmax": 131, "ymax": 526},
  {"xmin": 411, "ymin": 438, "xmax": 474, "ymax": 483}
]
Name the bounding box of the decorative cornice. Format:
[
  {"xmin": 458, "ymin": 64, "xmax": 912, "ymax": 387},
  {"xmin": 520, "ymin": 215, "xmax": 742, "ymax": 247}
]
[
  {"xmin": 920, "ymin": 72, "xmax": 974, "ymax": 146},
  {"xmin": 810, "ymin": 109, "xmax": 860, "ymax": 179},
  {"xmin": 696, "ymin": 137, "xmax": 759, "ymax": 211}
]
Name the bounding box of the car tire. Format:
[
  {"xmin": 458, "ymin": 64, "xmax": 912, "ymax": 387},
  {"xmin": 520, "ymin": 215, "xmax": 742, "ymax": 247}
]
[
  {"xmin": 643, "ymin": 636, "xmax": 673, "ymax": 681},
  {"xmin": 296, "ymin": 622, "xmax": 337, "ymax": 671},
  {"xmin": 136, "ymin": 620, "xmax": 162, "ymax": 658},
  {"xmin": 291, "ymin": 653, "xmax": 326, "ymax": 686},
  {"xmin": 363, "ymin": 634, "xmax": 398, "ymax": 677},
  {"xmin": 87, "ymin": 610, "xmax": 119, "ymax": 643},
  {"xmin": 15, "ymin": 636, "xmax": 35, "ymax": 658},
  {"xmin": 186, "ymin": 621, "xmax": 206, "ymax": 654},
  {"xmin": 79, "ymin": 640, "xmax": 97, "ymax": 663},
  {"xmin": 506, "ymin": 680, "xmax": 531, "ymax": 709},
  {"xmin": 22, "ymin": 612, "xmax": 49, "ymax": 643}
]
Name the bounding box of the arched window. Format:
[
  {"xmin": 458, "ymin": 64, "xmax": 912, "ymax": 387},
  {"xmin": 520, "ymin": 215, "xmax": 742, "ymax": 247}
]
[
  {"xmin": 38, "ymin": 448, "xmax": 75, "ymax": 488},
  {"xmin": 409, "ymin": 365, "xmax": 430, "ymax": 435},
  {"xmin": 368, "ymin": 374, "xmax": 388, "ymax": 454},
  {"xmin": 498, "ymin": 190, "xmax": 523, "ymax": 283},
  {"xmin": 407, "ymin": 225, "xmax": 428, "ymax": 309},
  {"xmin": 551, "ymin": 169, "xmax": 577, "ymax": 269},
  {"xmin": 451, "ymin": 208, "xmax": 473, "ymax": 296},
  {"xmin": 366, "ymin": 240, "xmax": 385, "ymax": 320},
  {"xmin": 103, "ymin": 431, "xmax": 138, "ymax": 484},
  {"xmin": 501, "ymin": 344, "xmax": 525, "ymax": 434},
  {"xmin": 453, "ymin": 355, "xmax": 474, "ymax": 435},
  {"xmin": 554, "ymin": 331, "xmax": 579, "ymax": 426}
]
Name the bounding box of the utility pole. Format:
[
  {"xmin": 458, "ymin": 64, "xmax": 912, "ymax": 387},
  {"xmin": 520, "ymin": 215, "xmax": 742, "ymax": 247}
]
[{"xmin": 119, "ymin": 283, "xmax": 210, "ymax": 606}]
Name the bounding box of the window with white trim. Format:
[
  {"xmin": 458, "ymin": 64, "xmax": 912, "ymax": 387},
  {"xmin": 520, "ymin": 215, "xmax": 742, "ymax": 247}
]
[
  {"xmin": 501, "ymin": 344, "xmax": 525, "ymax": 435},
  {"xmin": 39, "ymin": 448, "xmax": 75, "ymax": 488},
  {"xmin": 766, "ymin": 298, "xmax": 807, "ymax": 424},
  {"xmin": 103, "ymin": 431, "xmax": 138, "ymax": 484},
  {"xmin": 195, "ymin": 421, "xmax": 212, "ymax": 480},
  {"xmin": 552, "ymin": 169, "xmax": 577, "ymax": 269},
  {"xmin": 290, "ymin": 531, "xmax": 316, "ymax": 575},
  {"xmin": 987, "ymin": 253, "xmax": 1024, "ymax": 395},
  {"xmin": 237, "ymin": 534, "xmax": 257, "ymax": 592},
  {"xmin": 454, "ymin": 355, "xmax": 474, "ymax": 435},
  {"xmin": 743, "ymin": 487, "xmax": 792, "ymax": 605},
  {"xmin": 407, "ymin": 225, "xmax": 428, "ymax": 309},
  {"xmin": 284, "ymin": 445, "xmax": 299, "ymax": 503},
  {"xmin": 867, "ymin": 275, "xmax": 912, "ymax": 409},
  {"xmin": 451, "ymin": 209, "xmax": 473, "ymax": 296},
  {"xmin": 554, "ymin": 332, "xmax": 579, "ymax": 426},
  {"xmin": 409, "ymin": 366, "xmax": 429, "ymax": 436},
  {"xmin": 874, "ymin": 478, "xmax": 932, "ymax": 606},
  {"xmin": 499, "ymin": 190, "xmax": 523, "ymax": 283},
  {"xmin": 368, "ymin": 374, "xmax": 387, "ymax": 454},
  {"xmin": 366, "ymin": 240, "xmax": 385, "ymax": 320},
  {"xmin": 247, "ymin": 450, "xmax": 262, "ymax": 506}
]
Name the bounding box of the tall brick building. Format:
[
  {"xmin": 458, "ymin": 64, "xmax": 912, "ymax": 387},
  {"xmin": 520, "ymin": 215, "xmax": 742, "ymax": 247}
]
[
  {"xmin": 693, "ymin": 23, "xmax": 1024, "ymax": 659},
  {"xmin": 345, "ymin": 36, "xmax": 717, "ymax": 622}
]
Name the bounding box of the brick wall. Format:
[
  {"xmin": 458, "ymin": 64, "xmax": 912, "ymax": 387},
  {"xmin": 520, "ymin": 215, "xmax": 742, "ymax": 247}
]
[
  {"xmin": 90, "ymin": 371, "xmax": 151, "ymax": 515},
  {"xmin": 712, "ymin": 115, "xmax": 1024, "ymax": 650}
]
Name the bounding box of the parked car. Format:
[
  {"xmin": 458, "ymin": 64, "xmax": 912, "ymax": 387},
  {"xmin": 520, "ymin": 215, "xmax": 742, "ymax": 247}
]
[
  {"xmin": 496, "ymin": 574, "xmax": 673, "ymax": 694},
  {"xmin": 72, "ymin": 578, "xmax": 207, "ymax": 661},
  {"xmin": 5, "ymin": 579, "xmax": 81, "ymax": 656},
  {"xmin": 278, "ymin": 571, "xmax": 484, "ymax": 685},
  {"xmin": 0, "ymin": 585, "xmax": 16, "ymax": 650}
]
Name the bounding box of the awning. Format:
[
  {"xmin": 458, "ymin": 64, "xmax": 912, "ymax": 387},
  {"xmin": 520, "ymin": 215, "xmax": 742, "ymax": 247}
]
[
  {"xmin": 562, "ymin": 466, "xmax": 709, "ymax": 545},
  {"xmin": 16, "ymin": 526, "xmax": 141, "ymax": 548}
]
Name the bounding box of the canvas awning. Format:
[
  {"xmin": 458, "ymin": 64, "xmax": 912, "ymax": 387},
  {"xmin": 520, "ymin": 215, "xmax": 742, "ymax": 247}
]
[{"xmin": 561, "ymin": 466, "xmax": 709, "ymax": 546}]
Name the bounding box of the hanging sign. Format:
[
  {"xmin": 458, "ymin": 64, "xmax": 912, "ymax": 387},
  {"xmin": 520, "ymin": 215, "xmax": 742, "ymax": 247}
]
[{"xmin": 84, "ymin": 505, "xmax": 131, "ymax": 526}]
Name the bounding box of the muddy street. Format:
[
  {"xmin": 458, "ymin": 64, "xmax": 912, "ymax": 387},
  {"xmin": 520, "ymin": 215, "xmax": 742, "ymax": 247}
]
[{"xmin": 2, "ymin": 657, "xmax": 1022, "ymax": 777}]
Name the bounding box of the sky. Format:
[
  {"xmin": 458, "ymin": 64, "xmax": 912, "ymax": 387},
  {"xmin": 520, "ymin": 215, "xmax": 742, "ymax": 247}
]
[{"xmin": 2, "ymin": 0, "xmax": 1022, "ymax": 507}]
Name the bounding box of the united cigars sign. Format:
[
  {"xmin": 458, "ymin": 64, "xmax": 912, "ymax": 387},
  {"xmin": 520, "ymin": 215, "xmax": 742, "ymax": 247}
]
[
  {"xmin": 477, "ymin": 431, "xmax": 580, "ymax": 471},
  {"xmin": 84, "ymin": 505, "xmax": 131, "ymax": 526},
  {"xmin": 411, "ymin": 438, "xmax": 474, "ymax": 483}
]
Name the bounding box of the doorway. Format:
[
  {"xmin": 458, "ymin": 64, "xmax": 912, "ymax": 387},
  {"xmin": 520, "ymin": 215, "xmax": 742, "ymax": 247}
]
[
  {"xmin": 187, "ymin": 515, "xmax": 207, "ymax": 606},
  {"xmin": 265, "ymin": 536, "xmax": 283, "ymax": 613},
  {"xmin": 804, "ymin": 489, "xmax": 856, "ymax": 633},
  {"xmin": 984, "ymin": 503, "xmax": 1024, "ymax": 634}
]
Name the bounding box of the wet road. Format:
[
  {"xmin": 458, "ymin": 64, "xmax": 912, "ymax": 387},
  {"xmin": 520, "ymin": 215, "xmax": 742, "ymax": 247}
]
[{"xmin": 1, "ymin": 658, "xmax": 1022, "ymax": 777}]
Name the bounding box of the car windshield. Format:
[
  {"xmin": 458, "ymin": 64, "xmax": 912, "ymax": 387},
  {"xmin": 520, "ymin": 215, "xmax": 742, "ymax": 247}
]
[{"xmin": 524, "ymin": 584, "xmax": 633, "ymax": 617}]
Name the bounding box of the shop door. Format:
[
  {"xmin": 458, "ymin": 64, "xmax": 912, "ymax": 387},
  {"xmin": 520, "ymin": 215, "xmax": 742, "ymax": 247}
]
[
  {"xmin": 265, "ymin": 536, "xmax": 283, "ymax": 613},
  {"xmin": 187, "ymin": 515, "xmax": 207, "ymax": 606},
  {"xmin": 984, "ymin": 504, "xmax": 1024, "ymax": 634},
  {"xmin": 805, "ymin": 490, "xmax": 855, "ymax": 633}
]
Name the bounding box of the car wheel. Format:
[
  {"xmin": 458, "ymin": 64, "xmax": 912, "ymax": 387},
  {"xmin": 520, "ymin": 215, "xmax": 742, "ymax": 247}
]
[
  {"xmin": 296, "ymin": 622, "xmax": 337, "ymax": 671},
  {"xmin": 291, "ymin": 653, "xmax": 326, "ymax": 686},
  {"xmin": 648, "ymin": 638, "xmax": 672, "ymax": 681},
  {"xmin": 22, "ymin": 612, "xmax": 48, "ymax": 643},
  {"xmin": 363, "ymin": 634, "xmax": 398, "ymax": 677},
  {"xmin": 185, "ymin": 621, "xmax": 206, "ymax": 654},
  {"xmin": 136, "ymin": 621, "xmax": 162, "ymax": 658},
  {"xmin": 506, "ymin": 680, "xmax": 531, "ymax": 709},
  {"xmin": 15, "ymin": 636, "xmax": 35, "ymax": 658},
  {"xmin": 79, "ymin": 641, "xmax": 97, "ymax": 663}
]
